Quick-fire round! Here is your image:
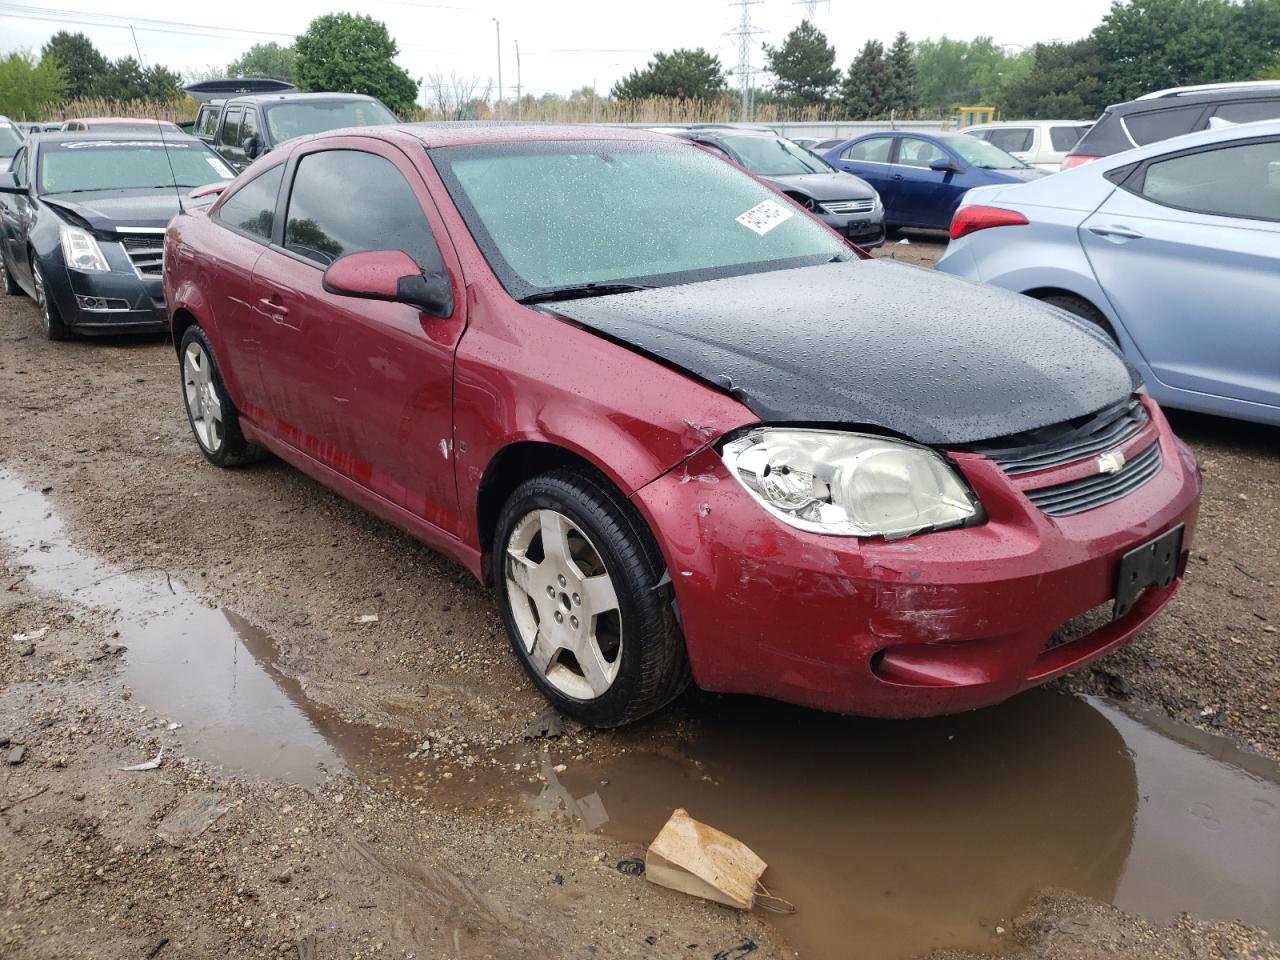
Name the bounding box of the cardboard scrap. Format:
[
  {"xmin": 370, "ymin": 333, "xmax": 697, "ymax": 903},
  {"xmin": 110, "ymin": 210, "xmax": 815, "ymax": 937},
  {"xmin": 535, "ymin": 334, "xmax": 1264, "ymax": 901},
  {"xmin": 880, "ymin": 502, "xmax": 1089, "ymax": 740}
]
[{"xmin": 645, "ymin": 808, "xmax": 766, "ymax": 910}]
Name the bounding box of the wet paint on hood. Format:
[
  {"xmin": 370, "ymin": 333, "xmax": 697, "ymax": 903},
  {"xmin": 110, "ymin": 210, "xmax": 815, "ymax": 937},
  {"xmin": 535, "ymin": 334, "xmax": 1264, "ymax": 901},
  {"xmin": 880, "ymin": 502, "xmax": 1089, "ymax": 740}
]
[{"xmin": 548, "ymin": 259, "xmax": 1139, "ymax": 445}]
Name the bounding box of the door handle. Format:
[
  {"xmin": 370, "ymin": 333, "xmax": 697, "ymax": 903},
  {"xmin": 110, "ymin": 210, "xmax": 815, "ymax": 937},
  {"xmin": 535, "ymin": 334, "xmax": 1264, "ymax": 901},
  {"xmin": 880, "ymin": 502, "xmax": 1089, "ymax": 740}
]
[
  {"xmin": 258, "ymin": 297, "xmax": 289, "ymax": 320},
  {"xmin": 1088, "ymin": 224, "xmax": 1144, "ymax": 241},
  {"xmin": 891, "ymin": 173, "xmax": 904, "ymax": 181}
]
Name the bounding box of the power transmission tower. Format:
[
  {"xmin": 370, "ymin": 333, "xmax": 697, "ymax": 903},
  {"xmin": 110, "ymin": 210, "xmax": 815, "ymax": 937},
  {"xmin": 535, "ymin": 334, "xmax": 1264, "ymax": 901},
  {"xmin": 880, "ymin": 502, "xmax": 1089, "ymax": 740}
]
[
  {"xmin": 727, "ymin": 0, "xmax": 763, "ymax": 122},
  {"xmin": 794, "ymin": 0, "xmax": 831, "ymax": 22}
]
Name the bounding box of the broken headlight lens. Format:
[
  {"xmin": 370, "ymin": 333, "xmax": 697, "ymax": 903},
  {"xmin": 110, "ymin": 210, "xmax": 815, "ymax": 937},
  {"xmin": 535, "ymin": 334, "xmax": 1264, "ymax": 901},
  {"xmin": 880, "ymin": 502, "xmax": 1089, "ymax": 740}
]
[
  {"xmin": 721, "ymin": 428, "xmax": 979, "ymax": 540},
  {"xmin": 59, "ymin": 224, "xmax": 110, "ymax": 272}
]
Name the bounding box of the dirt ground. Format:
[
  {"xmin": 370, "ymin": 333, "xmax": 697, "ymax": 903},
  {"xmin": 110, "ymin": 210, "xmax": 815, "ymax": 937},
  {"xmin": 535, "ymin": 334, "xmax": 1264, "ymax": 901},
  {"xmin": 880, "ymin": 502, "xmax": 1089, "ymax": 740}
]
[{"xmin": 2, "ymin": 238, "xmax": 1278, "ymax": 960}]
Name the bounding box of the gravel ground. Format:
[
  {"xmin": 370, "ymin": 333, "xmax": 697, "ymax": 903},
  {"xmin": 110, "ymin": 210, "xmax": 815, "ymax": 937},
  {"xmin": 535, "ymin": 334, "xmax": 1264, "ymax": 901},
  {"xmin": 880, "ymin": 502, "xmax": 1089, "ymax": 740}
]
[{"xmin": 2, "ymin": 243, "xmax": 1278, "ymax": 960}]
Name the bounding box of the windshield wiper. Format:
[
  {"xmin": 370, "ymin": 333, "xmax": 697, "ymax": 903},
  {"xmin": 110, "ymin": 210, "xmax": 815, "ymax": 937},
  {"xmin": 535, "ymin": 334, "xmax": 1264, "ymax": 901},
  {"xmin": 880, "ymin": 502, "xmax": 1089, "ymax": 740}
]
[{"xmin": 517, "ymin": 282, "xmax": 651, "ymax": 305}]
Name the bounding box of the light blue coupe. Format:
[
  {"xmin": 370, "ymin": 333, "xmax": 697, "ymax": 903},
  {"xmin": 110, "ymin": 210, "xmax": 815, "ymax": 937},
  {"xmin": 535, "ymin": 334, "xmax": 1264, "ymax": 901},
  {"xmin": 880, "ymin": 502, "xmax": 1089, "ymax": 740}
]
[{"xmin": 937, "ymin": 120, "xmax": 1280, "ymax": 426}]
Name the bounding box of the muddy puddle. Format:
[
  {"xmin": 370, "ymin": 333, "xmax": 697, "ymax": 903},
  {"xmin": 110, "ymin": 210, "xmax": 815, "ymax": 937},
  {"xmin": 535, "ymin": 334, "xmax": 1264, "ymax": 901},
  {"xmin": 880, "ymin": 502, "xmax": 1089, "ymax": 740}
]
[{"xmin": 2, "ymin": 471, "xmax": 1277, "ymax": 959}]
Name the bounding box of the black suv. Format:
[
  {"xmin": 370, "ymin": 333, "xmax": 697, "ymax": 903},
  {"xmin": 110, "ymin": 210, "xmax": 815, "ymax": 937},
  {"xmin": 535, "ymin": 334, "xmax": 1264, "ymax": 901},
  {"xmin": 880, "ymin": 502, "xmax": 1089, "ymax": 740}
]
[
  {"xmin": 193, "ymin": 92, "xmax": 398, "ymax": 170},
  {"xmin": 1066, "ymin": 81, "xmax": 1280, "ymax": 167}
]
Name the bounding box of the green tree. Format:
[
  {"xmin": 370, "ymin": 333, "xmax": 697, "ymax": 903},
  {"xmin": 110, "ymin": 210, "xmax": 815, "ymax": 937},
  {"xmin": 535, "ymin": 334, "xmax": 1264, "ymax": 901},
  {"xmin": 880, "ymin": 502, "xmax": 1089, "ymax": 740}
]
[
  {"xmin": 914, "ymin": 36, "xmax": 1030, "ymax": 113},
  {"xmin": 1002, "ymin": 38, "xmax": 1105, "ymax": 118},
  {"xmin": 840, "ymin": 41, "xmax": 894, "ymax": 118},
  {"xmin": 763, "ymin": 20, "xmax": 840, "ymax": 104},
  {"xmin": 294, "ymin": 13, "xmax": 419, "ymax": 115},
  {"xmin": 99, "ymin": 57, "xmax": 183, "ymax": 101},
  {"xmin": 227, "ymin": 42, "xmax": 296, "ymax": 83},
  {"xmin": 40, "ymin": 31, "xmax": 107, "ymax": 100},
  {"xmin": 885, "ymin": 31, "xmax": 920, "ymax": 114},
  {"xmin": 611, "ymin": 48, "xmax": 727, "ymax": 100},
  {"xmin": 0, "ymin": 50, "xmax": 66, "ymax": 119},
  {"xmin": 1094, "ymin": 0, "xmax": 1273, "ymax": 103}
]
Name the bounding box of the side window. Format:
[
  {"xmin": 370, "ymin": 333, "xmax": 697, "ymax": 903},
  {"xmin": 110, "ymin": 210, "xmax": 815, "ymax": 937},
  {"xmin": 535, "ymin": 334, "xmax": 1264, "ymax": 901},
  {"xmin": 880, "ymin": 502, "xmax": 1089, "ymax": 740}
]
[
  {"xmin": 841, "ymin": 138, "xmax": 892, "ymax": 163},
  {"xmin": 988, "ymin": 128, "xmax": 1034, "ymax": 153},
  {"xmin": 965, "ymin": 130, "xmax": 993, "ymax": 141},
  {"xmin": 213, "ymin": 163, "xmax": 284, "ymax": 241},
  {"xmin": 1124, "ymin": 106, "xmax": 1203, "ymax": 146},
  {"xmin": 284, "ymin": 150, "xmax": 445, "ymax": 272},
  {"xmin": 1050, "ymin": 125, "xmax": 1088, "ymax": 152},
  {"xmin": 1140, "ymin": 140, "xmax": 1280, "ymax": 221},
  {"xmin": 240, "ymin": 109, "xmax": 260, "ymax": 146},
  {"xmin": 896, "ymin": 138, "xmax": 949, "ymax": 169},
  {"xmin": 195, "ymin": 107, "xmax": 219, "ymax": 139},
  {"xmin": 11, "ymin": 148, "xmax": 28, "ymax": 187},
  {"xmin": 1213, "ymin": 99, "xmax": 1280, "ymax": 124},
  {"xmin": 219, "ymin": 107, "xmax": 243, "ymax": 147}
]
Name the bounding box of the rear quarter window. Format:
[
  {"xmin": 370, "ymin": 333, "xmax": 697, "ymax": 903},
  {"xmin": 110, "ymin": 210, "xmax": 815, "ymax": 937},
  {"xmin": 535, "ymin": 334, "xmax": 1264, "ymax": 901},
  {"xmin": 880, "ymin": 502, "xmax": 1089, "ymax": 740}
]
[
  {"xmin": 1071, "ymin": 112, "xmax": 1132, "ymax": 156},
  {"xmin": 1213, "ymin": 99, "xmax": 1280, "ymax": 124},
  {"xmin": 1123, "ymin": 105, "xmax": 1205, "ymax": 146}
]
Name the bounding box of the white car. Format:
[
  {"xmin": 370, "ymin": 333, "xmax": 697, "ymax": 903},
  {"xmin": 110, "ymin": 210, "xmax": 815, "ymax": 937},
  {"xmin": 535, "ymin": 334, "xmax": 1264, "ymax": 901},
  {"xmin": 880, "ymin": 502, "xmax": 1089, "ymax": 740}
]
[{"xmin": 962, "ymin": 120, "xmax": 1093, "ymax": 171}]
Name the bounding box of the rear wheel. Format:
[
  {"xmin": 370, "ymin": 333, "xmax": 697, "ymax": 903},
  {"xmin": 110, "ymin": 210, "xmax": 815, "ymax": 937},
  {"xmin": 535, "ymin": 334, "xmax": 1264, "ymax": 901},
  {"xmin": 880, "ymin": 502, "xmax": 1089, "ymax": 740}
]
[
  {"xmin": 179, "ymin": 325, "xmax": 263, "ymax": 467},
  {"xmin": 495, "ymin": 470, "xmax": 689, "ymax": 727},
  {"xmin": 31, "ymin": 256, "xmax": 71, "ymax": 341},
  {"xmin": 1039, "ymin": 293, "xmax": 1118, "ymax": 342},
  {"xmin": 0, "ymin": 249, "xmax": 18, "ymax": 295}
]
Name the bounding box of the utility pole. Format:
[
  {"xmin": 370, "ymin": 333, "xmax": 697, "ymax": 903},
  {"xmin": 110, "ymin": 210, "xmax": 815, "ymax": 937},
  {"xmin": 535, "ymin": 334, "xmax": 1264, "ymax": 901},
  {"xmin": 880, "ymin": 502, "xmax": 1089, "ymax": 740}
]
[
  {"xmin": 493, "ymin": 18, "xmax": 503, "ymax": 120},
  {"xmin": 515, "ymin": 39, "xmax": 522, "ymax": 118},
  {"xmin": 727, "ymin": 0, "xmax": 763, "ymax": 123}
]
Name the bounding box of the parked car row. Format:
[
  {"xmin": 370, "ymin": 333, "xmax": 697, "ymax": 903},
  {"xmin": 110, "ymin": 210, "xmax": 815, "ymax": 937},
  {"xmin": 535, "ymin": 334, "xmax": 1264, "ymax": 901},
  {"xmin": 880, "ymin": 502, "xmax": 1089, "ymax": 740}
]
[{"xmin": 10, "ymin": 80, "xmax": 1268, "ymax": 729}]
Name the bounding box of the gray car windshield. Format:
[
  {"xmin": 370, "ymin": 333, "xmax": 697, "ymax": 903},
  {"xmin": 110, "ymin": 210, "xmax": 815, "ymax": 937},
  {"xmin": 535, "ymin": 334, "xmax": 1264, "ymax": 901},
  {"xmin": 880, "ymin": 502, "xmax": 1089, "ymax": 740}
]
[
  {"xmin": 949, "ymin": 136, "xmax": 1029, "ymax": 170},
  {"xmin": 431, "ymin": 141, "xmax": 850, "ymax": 299},
  {"xmin": 721, "ymin": 135, "xmax": 835, "ymax": 175},
  {"xmin": 264, "ymin": 101, "xmax": 397, "ymax": 143},
  {"xmin": 39, "ymin": 141, "xmax": 236, "ymax": 193}
]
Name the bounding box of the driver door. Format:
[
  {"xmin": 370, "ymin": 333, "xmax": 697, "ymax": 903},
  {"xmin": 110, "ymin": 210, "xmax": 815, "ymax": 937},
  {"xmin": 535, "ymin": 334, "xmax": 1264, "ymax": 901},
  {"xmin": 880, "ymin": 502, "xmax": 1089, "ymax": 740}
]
[
  {"xmin": 892, "ymin": 137, "xmax": 962, "ymax": 229},
  {"xmin": 248, "ymin": 137, "xmax": 468, "ymax": 533}
]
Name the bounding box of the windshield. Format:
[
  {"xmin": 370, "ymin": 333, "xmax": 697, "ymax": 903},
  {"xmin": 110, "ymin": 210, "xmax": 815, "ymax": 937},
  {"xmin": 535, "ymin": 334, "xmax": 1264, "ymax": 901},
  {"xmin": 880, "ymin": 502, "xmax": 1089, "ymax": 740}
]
[
  {"xmin": 0, "ymin": 122, "xmax": 21, "ymax": 157},
  {"xmin": 264, "ymin": 100, "xmax": 397, "ymax": 143},
  {"xmin": 39, "ymin": 141, "xmax": 236, "ymax": 193},
  {"xmin": 431, "ymin": 140, "xmax": 850, "ymax": 299},
  {"xmin": 721, "ymin": 135, "xmax": 835, "ymax": 176},
  {"xmin": 949, "ymin": 136, "xmax": 1029, "ymax": 170}
]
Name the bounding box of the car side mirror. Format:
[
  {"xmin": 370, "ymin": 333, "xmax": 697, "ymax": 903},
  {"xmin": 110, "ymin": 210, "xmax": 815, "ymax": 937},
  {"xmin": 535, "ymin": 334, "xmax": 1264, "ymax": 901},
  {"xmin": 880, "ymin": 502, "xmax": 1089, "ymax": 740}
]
[
  {"xmin": 0, "ymin": 172, "xmax": 22, "ymax": 194},
  {"xmin": 322, "ymin": 250, "xmax": 453, "ymax": 318},
  {"xmin": 929, "ymin": 158, "xmax": 959, "ymax": 173},
  {"xmin": 241, "ymin": 137, "xmax": 261, "ymax": 159}
]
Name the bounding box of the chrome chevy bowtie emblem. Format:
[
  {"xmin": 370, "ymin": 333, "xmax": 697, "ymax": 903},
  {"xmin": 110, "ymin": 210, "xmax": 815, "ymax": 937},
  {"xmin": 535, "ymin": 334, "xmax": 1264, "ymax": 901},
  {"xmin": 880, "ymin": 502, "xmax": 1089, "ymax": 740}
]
[{"xmin": 1097, "ymin": 450, "xmax": 1127, "ymax": 475}]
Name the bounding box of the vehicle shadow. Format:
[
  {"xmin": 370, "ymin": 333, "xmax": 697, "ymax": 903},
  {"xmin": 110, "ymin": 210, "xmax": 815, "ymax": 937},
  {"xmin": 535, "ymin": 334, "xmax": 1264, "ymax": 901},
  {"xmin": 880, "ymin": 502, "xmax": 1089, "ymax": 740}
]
[{"xmin": 1165, "ymin": 407, "xmax": 1280, "ymax": 460}]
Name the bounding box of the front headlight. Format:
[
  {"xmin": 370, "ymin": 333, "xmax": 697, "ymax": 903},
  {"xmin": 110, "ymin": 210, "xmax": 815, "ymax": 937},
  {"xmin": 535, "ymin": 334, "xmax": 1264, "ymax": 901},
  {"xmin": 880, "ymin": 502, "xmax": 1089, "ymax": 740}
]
[
  {"xmin": 59, "ymin": 224, "xmax": 110, "ymax": 272},
  {"xmin": 871, "ymin": 191, "xmax": 881, "ymax": 210},
  {"xmin": 721, "ymin": 428, "xmax": 980, "ymax": 540}
]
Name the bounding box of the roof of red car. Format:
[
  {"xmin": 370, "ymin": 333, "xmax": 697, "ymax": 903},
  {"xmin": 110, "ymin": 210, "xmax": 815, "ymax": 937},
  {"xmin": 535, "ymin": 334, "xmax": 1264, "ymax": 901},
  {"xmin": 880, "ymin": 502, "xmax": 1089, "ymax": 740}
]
[{"xmin": 399, "ymin": 122, "xmax": 674, "ymax": 149}]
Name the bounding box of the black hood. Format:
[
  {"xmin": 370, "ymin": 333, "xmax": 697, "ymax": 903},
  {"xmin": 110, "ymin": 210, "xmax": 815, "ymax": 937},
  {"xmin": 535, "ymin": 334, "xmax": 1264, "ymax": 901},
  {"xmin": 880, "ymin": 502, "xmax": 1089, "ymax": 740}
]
[
  {"xmin": 548, "ymin": 260, "xmax": 1138, "ymax": 445},
  {"xmin": 41, "ymin": 188, "xmax": 183, "ymax": 232},
  {"xmin": 762, "ymin": 171, "xmax": 876, "ymax": 200}
]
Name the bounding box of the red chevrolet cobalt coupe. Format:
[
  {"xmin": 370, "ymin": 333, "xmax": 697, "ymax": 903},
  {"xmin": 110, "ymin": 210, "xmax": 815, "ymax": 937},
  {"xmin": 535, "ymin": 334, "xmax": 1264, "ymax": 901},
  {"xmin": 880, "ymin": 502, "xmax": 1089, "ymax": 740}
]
[{"xmin": 164, "ymin": 125, "xmax": 1201, "ymax": 726}]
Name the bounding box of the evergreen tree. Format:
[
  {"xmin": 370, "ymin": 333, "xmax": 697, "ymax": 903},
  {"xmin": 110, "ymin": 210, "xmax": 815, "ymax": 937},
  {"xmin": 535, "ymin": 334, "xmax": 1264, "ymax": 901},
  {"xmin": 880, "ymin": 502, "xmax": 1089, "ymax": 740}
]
[
  {"xmin": 885, "ymin": 32, "xmax": 920, "ymax": 114},
  {"xmin": 611, "ymin": 49, "xmax": 726, "ymax": 100},
  {"xmin": 840, "ymin": 41, "xmax": 895, "ymax": 118},
  {"xmin": 40, "ymin": 31, "xmax": 107, "ymax": 101},
  {"xmin": 763, "ymin": 20, "xmax": 840, "ymax": 104}
]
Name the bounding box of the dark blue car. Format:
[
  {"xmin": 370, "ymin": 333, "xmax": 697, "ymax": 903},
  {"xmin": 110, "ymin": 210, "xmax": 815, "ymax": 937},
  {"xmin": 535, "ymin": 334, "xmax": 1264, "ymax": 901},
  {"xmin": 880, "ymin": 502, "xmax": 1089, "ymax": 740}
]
[{"xmin": 822, "ymin": 132, "xmax": 1048, "ymax": 231}]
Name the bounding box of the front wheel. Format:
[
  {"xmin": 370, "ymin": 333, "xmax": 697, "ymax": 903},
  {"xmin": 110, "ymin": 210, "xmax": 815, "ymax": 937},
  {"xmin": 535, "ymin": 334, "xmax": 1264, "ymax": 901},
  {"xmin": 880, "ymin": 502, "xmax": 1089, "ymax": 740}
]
[
  {"xmin": 179, "ymin": 325, "xmax": 263, "ymax": 467},
  {"xmin": 495, "ymin": 470, "xmax": 689, "ymax": 727},
  {"xmin": 31, "ymin": 256, "xmax": 71, "ymax": 341}
]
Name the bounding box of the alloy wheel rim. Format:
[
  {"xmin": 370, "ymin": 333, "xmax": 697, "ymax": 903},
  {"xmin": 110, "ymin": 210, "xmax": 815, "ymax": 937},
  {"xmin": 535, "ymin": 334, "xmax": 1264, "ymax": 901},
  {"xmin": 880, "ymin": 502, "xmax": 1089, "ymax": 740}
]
[
  {"xmin": 31, "ymin": 261, "xmax": 50, "ymax": 330},
  {"xmin": 183, "ymin": 342, "xmax": 224, "ymax": 453},
  {"xmin": 505, "ymin": 508, "xmax": 623, "ymax": 701}
]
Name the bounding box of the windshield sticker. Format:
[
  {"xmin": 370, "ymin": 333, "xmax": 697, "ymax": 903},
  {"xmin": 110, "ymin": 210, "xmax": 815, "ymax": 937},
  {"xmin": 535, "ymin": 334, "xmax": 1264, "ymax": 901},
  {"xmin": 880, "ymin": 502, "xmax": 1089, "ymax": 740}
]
[
  {"xmin": 735, "ymin": 199, "xmax": 793, "ymax": 236},
  {"xmin": 208, "ymin": 157, "xmax": 234, "ymax": 178}
]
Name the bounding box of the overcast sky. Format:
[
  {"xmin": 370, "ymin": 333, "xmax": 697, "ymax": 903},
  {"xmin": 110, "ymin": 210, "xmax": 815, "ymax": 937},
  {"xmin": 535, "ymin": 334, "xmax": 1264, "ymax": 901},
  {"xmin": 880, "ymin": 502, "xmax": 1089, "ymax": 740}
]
[{"xmin": 0, "ymin": 0, "xmax": 1116, "ymax": 98}]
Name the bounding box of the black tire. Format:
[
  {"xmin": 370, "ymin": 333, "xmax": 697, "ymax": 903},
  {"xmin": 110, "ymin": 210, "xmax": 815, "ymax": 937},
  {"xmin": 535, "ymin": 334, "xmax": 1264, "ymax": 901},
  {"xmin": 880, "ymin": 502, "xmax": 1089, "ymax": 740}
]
[
  {"xmin": 31, "ymin": 256, "xmax": 71, "ymax": 341},
  {"xmin": 495, "ymin": 469, "xmax": 690, "ymax": 727},
  {"xmin": 178, "ymin": 325, "xmax": 264, "ymax": 467},
  {"xmin": 1039, "ymin": 293, "xmax": 1118, "ymax": 342},
  {"xmin": 0, "ymin": 248, "xmax": 19, "ymax": 296}
]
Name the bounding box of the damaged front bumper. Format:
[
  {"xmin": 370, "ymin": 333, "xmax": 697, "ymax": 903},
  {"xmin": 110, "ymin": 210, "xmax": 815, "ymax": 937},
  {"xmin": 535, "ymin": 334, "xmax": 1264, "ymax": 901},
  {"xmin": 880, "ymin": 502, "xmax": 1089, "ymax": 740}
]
[{"xmin": 630, "ymin": 400, "xmax": 1201, "ymax": 718}]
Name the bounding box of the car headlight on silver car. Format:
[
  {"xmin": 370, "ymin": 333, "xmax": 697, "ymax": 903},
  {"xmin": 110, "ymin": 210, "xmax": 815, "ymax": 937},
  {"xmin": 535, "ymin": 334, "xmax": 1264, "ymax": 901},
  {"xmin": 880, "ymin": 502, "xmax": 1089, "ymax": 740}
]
[
  {"xmin": 721, "ymin": 428, "xmax": 980, "ymax": 540},
  {"xmin": 59, "ymin": 224, "xmax": 110, "ymax": 272}
]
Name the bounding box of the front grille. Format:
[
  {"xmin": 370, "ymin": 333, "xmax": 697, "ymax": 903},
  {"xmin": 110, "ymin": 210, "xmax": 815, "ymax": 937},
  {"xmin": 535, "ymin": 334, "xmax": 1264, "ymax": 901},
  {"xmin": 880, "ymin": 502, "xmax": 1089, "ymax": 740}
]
[
  {"xmin": 1025, "ymin": 441, "xmax": 1162, "ymax": 517},
  {"xmin": 821, "ymin": 198, "xmax": 876, "ymax": 215},
  {"xmin": 976, "ymin": 397, "xmax": 1148, "ymax": 476},
  {"xmin": 118, "ymin": 235, "xmax": 164, "ymax": 276}
]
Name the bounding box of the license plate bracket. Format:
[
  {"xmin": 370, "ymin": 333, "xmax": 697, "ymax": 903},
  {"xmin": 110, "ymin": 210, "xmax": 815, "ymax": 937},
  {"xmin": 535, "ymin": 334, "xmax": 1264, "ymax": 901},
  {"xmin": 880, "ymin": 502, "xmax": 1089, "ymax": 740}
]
[{"xmin": 1114, "ymin": 524, "xmax": 1184, "ymax": 619}]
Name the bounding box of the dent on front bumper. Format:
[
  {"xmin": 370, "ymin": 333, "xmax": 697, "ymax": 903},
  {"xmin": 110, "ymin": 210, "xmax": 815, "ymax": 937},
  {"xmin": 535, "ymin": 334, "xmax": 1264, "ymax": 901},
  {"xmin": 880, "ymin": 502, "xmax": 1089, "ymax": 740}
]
[{"xmin": 631, "ymin": 398, "xmax": 1201, "ymax": 718}]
